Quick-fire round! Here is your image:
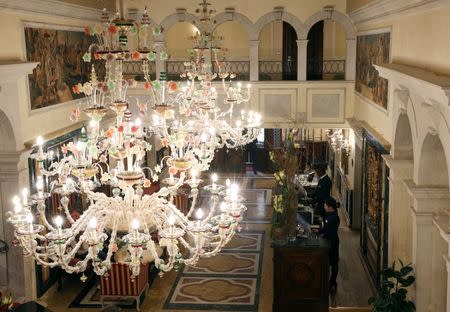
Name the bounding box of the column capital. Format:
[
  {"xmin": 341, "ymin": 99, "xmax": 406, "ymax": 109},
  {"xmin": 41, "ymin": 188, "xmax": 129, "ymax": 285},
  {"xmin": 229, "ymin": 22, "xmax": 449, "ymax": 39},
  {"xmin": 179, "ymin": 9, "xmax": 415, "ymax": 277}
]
[
  {"xmin": 404, "ymin": 179, "xmax": 450, "ymax": 214},
  {"xmin": 0, "ymin": 151, "xmax": 21, "ymax": 181},
  {"xmin": 382, "ymin": 155, "xmax": 413, "ymax": 181},
  {"xmin": 296, "ymin": 39, "xmax": 308, "ymax": 45},
  {"xmin": 249, "ymin": 40, "xmax": 260, "ymax": 48},
  {"xmin": 445, "ymin": 255, "xmax": 450, "ymax": 272}
]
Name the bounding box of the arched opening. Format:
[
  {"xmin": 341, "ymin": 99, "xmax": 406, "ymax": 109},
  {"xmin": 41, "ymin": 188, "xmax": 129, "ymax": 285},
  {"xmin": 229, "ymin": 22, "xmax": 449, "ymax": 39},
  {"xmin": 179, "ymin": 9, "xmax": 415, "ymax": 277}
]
[
  {"xmin": 0, "ymin": 109, "xmax": 18, "ymax": 294},
  {"xmin": 258, "ymin": 21, "xmax": 297, "ymax": 81},
  {"xmin": 0, "ymin": 110, "xmax": 15, "ymax": 151},
  {"xmin": 307, "ymin": 20, "xmax": 346, "ymax": 80},
  {"xmin": 164, "ymin": 21, "xmax": 199, "ymax": 80},
  {"xmin": 418, "ymin": 134, "xmax": 448, "ymax": 186},
  {"xmin": 213, "ymin": 21, "xmax": 249, "ymax": 80},
  {"xmin": 417, "ymin": 134, "xmax": 449, "ymax": 311},
  {"xmin": 393, "ymin": 114, "xmax": 413, "ymax": 160}
]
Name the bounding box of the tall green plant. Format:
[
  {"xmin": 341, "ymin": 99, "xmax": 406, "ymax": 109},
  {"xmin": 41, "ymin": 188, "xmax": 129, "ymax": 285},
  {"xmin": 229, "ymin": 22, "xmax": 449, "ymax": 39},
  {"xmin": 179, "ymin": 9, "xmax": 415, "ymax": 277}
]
[
  {"xmin": 269, "ymin": 132, "xmax": 300, "ymax": 238},
  {"xmin": 368, "ymin": 261, "xmax": 416, "ymax": 312}
]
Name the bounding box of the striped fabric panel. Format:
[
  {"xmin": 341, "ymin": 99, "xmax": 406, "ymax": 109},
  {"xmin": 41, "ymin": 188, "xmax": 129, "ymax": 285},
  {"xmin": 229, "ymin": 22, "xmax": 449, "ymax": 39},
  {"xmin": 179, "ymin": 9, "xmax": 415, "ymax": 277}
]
[
  {"xmin": 100, "ymin": 263, "xmax": 148, "ymax": 296},
  {"xmin": 173, "ymin": 194, "xmax": 188, "ymax": 214}
]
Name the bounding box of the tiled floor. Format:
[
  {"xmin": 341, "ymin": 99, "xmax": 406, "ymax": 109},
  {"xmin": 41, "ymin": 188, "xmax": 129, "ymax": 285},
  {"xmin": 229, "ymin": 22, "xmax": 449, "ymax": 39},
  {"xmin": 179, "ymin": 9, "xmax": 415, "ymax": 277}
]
[{"xmin": 36, "ymin": 172, "xmax": 373, "ymax": 311}]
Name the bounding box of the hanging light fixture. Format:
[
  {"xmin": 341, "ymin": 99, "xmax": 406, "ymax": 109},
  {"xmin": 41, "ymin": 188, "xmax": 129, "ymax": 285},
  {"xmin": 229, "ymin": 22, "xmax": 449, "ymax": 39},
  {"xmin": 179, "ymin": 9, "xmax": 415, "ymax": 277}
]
[{"xmin": 6, "ymin": 1, "xmax": 250, "ymax": 279}]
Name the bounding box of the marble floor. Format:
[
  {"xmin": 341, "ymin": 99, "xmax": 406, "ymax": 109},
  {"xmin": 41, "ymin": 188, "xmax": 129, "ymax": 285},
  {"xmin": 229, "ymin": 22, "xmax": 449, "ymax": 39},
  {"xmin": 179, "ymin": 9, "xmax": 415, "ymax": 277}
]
[{"xmin": 36, "ymin": 172, "xmax": 374, "ymax": 311}]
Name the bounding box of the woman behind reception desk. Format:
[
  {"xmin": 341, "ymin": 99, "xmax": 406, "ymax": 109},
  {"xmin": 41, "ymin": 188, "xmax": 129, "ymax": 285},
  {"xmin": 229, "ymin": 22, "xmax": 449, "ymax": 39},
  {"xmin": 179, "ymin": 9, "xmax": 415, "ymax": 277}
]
[{"xmin": 321, "ymin": 197, "xmax": 340, "ymax": 294}]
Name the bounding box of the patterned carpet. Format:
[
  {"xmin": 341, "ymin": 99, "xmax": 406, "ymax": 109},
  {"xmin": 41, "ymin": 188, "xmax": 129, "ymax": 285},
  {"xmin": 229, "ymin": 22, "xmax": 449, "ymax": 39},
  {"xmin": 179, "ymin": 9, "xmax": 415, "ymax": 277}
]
[
  {"xmin": 68, "ymin": 277, "xmax": 145, "ymax": 309},
  {"xmin": 164, "ymin": 231, "xmax": 265, "ymax": 311}
]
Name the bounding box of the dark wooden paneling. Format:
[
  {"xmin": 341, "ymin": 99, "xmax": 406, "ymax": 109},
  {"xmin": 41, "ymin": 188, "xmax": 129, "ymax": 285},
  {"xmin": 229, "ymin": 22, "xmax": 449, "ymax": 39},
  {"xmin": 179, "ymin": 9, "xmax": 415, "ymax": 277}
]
[{"xmin": 272, "ymin": 240, "xmax": 329, "ymax": 312}]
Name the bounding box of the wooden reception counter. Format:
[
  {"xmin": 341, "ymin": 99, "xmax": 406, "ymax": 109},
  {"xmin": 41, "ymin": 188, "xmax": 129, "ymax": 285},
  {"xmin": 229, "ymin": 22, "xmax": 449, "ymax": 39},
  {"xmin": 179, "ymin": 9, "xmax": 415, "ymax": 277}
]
[{"xmin": 271, "ymin": 238, "xmax": 330, "ymax": 312}]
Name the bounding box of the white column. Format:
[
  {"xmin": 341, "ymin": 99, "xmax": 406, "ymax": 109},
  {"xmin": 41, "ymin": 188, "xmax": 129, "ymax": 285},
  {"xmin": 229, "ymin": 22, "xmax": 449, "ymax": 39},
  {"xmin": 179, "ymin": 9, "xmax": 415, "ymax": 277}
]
[
  {"xmin": 249, "ymin": 40, "xmax": 259, "ymax": 81},
  {"xmin": 297, "ymin": 39, "xmax": 308, "ymax": 81},
  {"xmin": 345, "ymin": 38, "xmax": 356, "ymax": 81},
  {"xmin": 0, "ymin": 151, "xmax": 29, "ymax": 298},
  {"xmin": 383, "ymin": 156, "xmax": 413, "ymax": 264},
  {"xmin": 430, "ymin": 219, "xmax": 448, "ymax": 312},
  {"xmin": 404, "ymin": 180, "xmax": 450, "ymax": 311},
  {"xmin": 445, "ymin": 256, "xmax": 450, "ymax": 312},
  {"xmin": 155, "ymin": 41, "xmax": 166, "ymax": 80}
]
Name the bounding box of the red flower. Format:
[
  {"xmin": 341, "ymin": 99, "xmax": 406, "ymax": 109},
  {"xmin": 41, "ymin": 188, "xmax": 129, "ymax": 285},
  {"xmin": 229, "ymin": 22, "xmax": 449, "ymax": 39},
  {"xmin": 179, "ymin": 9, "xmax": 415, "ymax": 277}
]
[
  {"xmin": 161, "ymin": 138, "xmax": 169, "ymax": 147},
  {"xmin": 144, "ymin": 81, "xmax": 152, "ymax": 90},
  {"xmin": 108, "ymin": 25, "xmax": 117, "ymax": 34},
  {"xmin": 131, "ymin": 125, "xmax": 138, "ymax": 133},
  {"xmin": 94, "ymin": 52, "xmax": 101, "ymax": 60},
  {"xmin": 72, "ymin": 85, "xmax": 80, "ymax": 94},
  {"xmin": 168, "ymin": 166, "xmax": 178, "ymax": 176},
  {"xmin": 105, "ymin": 128, "xmax": 115, "ymax": 138},
  {"xmin": 132, "ymin": 51, "xmax": 141, "ymax": 60},
  {"xmin": 168, "ymin": 81, "xmax": 178, "ymax": 92},
  {"xmin": 117, "ymin": 125, "xmax": 124, "ymax": 133}
]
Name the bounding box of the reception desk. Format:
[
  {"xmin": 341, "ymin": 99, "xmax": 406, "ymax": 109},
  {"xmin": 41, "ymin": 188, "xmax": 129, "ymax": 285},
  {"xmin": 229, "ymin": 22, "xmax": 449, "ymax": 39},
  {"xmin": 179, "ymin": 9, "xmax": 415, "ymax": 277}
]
[{"xmin": 272, "ymin": 238, "xmax": 330, "ymax": 312}]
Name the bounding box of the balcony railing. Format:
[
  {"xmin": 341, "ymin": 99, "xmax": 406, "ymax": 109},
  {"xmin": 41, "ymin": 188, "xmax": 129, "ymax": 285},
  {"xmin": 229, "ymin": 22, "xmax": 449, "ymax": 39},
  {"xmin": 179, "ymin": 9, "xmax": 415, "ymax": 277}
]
[
  {"xmin": 307, "ymin": 59, "xmax": 345, "ymax": 80},
  {"xmin": 259, "ymin": 61, "xmax": 282, "ymax": 81},
  {"xmin": 213, "ymin": 61, "xmax": 250, "ymax": 81},
  {"xmin": 259, "ymin": 60, "xmax": 297, "ymax": 81},
  {"xmin": 122, "ymin": 61, "xmax": 156, "ymax": 81},
  {"xmin": 166, "ymin": 61, "xmax": 185, "ymax": 81}
]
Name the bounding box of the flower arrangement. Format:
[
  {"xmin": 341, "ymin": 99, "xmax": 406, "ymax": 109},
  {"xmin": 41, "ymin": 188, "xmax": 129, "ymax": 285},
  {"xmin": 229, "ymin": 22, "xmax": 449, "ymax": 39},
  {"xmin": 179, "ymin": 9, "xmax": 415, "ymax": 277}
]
[
  {"xmin": 0, "ymin": 291, "xmax": 19, "ymax": 311},
  {"xmin": 270, "ymin": 132, "xmax": 300, "ymax": 240}
]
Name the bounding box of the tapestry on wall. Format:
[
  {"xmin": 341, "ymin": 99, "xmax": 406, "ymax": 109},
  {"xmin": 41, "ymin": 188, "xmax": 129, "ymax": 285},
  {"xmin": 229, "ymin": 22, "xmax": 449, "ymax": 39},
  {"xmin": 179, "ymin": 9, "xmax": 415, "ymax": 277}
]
[
  {"xmin": 355, "ymin": 31, "xmax": 390, "ymax": 110},
  {"xmin": 25, "ymin": 26, "xmax": 94, "ymax": 110},
  {"xmin": 366, "ymin": 144, "xmax": 380, "ymax": 241}
]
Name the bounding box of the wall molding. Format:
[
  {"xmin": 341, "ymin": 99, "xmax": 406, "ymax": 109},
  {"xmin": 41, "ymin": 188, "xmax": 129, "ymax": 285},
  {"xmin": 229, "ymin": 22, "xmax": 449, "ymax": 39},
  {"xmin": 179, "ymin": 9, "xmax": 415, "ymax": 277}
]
[
  {"xmin": 349, "ymin": 0, "xmax": 450, "ymax": 27},
  {"xmin": 374, "ymin": 63, "xmax": 450, "ymax": 106},
  {"xmin": 0, "ymin": 62, "xmax": 38, "ymax": 83},
  {"xmin": 0, "ymin": 0, "xmax": 107, "ymax": 21}
]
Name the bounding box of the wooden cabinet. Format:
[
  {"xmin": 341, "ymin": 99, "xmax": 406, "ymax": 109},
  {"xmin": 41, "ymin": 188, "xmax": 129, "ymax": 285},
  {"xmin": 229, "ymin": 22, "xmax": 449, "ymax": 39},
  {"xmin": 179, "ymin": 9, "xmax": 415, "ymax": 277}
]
[{"xmin": 272, "ymin": 239, "xmax": 329, "ymax": 312}]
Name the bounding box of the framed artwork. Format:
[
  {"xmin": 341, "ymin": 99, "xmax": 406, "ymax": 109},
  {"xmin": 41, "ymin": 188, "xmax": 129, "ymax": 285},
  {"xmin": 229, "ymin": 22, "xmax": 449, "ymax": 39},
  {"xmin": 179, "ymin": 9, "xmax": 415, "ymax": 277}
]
[
  {"xmin": 24, "ymin": 23, "xmax": 95, "ymax": 110},
  {"xmin": 361, "ymin": 130, "xmax": 390, "ymax": 288},
  {"xmin": 355, "ymin": 30, "xmax": 391, "ymax": 110}
]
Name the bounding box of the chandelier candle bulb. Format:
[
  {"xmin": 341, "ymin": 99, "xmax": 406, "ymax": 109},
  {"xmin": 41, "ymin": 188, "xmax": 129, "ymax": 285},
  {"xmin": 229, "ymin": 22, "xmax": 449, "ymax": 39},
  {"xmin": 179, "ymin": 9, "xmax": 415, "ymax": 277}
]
[
  {"xmin": 88, "ymin": 218, "xmax": 97, "ymax": 229},
  {"xmin": 14, "ymin": 203, "xmax": 22, "ymax": 214},
  {"xmin": 36, "ymin": 136, "xmax": 44, "ymax": 158},
  {"xmin": 54, "ymin": 216, "xmax": 63, "ymax": 235},
  {"xmin": 211, "ymin": 173, "xmax": 218, "ymax": 190},
  {"xmin": 26, "ymin": 213, "xmax": 33, "ymax": 233}
]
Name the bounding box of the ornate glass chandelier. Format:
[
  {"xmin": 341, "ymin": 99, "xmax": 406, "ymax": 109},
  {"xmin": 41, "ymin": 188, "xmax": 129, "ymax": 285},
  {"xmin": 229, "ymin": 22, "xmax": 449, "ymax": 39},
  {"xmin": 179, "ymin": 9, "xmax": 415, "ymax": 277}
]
[
  {"xmin": 327, "ymin": 128, "xmax": 351, "ymax": 155},
  {"xmin": 6, "ymin": 1, "xmax": 252, "ymax": 279},
  {"xmin": 144, "ymin": 0, "xmax": 261, "ymax": 172}
]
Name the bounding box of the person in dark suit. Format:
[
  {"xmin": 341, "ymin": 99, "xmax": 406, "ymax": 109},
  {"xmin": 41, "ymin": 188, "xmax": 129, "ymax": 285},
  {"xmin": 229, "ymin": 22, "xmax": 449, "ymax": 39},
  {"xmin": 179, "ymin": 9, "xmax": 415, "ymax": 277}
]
[
  {"xmin": 246, "ymin": 139, "xmax": 258, "ymax": 174},
  {"xmin": 321, "ymin": 197, "xmax": 340, "ymax": 294},
  {"xmin": 314, "ymin": 166, "xmax": 332, "ymax": 219}
]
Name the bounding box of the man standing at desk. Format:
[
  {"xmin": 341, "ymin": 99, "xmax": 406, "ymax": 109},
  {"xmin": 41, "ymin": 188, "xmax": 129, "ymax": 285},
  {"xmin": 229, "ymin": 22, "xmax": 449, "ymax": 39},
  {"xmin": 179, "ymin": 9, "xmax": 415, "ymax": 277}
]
[{"xmin": 314, "ymin": 165, "xmax": 332, "ymax": 219}]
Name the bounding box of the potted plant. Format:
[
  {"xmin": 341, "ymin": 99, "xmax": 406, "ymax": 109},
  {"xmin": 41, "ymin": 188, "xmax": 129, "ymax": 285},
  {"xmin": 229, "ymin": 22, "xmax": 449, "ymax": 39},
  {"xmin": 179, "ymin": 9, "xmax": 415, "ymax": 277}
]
[
  {"xmin": 0, "ymin": 291, "xmax": 20, "ymax": 311},
  {"xmin": 269, "ymin": 132, "xmax": 300, "ymax": 241},
  {"xmin": 368, "ymin": 261, "xmax": 416, "ymax": 312}
]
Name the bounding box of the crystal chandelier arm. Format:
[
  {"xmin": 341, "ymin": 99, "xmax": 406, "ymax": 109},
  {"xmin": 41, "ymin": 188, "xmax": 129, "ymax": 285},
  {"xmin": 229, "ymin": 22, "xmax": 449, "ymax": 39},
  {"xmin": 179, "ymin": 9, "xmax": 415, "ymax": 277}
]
[
  {"xmin": 203, "ymin": 194, "xmax": 219, "ymax": 223},
  {"xmin": 186, "ymin": 189, "xmax": 199, "ymax": 218}
]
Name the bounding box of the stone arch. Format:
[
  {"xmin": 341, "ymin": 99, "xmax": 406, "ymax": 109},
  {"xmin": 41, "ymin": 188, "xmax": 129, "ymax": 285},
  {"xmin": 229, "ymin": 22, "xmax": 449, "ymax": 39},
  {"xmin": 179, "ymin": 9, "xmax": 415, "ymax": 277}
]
[
  {"xmin": 302, "ymin": 9, "xmax": 356, "ymax": 80},
  {"xmin": 210, "ymin": 12, "xmax": 255, "ymax": 39},
  {"xmin": 418, "ymin": 133, "xmax": 448, "ymax": 186},
  {"xmin": 0, "ymin": 109, "xmax": 15, "ymax": 151},
  {"xmin": 158, "ymin": 12, "xmax": 200, "ymax": 41},
  {"xmin": 393, "ymin": 114, "xmax": 414, "ymax": 160},
  {"xmin": 302, "ymin": 9, "xmax": 356, "ymax": 40},
  {"xmin": 254, "ymin": 11, "xmax": 306, "ymax": 41}
]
